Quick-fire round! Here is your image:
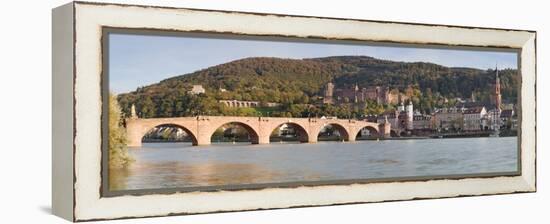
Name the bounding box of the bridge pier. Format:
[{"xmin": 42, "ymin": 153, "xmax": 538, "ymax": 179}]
[
  {"xmin": 126, "ymin": 118, "xmax": 143, "ymax": 147},
  {"xmin": 307, "ymin": 135, "xmax": 318, "ymax": 143},
  {"xmin": 196, "ymin": 135, "xmax": 211, "ymax": 146},
  {"xmin": 258, "ymin": 135, "xmax": 270, "ymax": 144},
  {"xmin": 127, "ymin": 137, "xmax": 142, "ymax": 147},
  {"xmin": 347, "ymin": 134, "xmax": 356, "ymax": 142},
  {"xmin": 196, "ymin": 140, "xmax": 211, "ymax": 146}
]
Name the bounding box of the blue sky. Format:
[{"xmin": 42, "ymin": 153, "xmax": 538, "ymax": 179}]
[{"xmin": 109, "ymin": 33, "xmax": 518, "ymax": 94}]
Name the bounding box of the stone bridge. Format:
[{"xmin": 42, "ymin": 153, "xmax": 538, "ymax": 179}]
[{"xmin": 126, "ymin": 116, "xmax": 391, "ymax": 147}]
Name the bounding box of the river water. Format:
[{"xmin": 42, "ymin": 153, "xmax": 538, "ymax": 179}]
[{"xmin": 109, "ymin": 137, "xmax": 518, "ymax": 191}]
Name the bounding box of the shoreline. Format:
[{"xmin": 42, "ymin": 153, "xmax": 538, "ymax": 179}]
[{"xmin": 141, "ymin": 134, "xmax": 518, "ymax": 144}]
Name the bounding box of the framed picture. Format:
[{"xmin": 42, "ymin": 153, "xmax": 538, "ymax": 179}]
[{"xmin": 52, "ymin": 1, "xmax": 536, "ymax": 221}]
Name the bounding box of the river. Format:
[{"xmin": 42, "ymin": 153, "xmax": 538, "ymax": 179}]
[{"xmin": 109, "ymin": 137, "xmax": 518, "ymax": 191}]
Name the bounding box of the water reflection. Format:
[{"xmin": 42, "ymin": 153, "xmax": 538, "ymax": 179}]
[
  {"xmin": 110, "ymin": 161, "xmax": 327, "ymax": 191},
  {"xmin": 109, "ymin": 167, "xmax": 131, "ymax": 190}
]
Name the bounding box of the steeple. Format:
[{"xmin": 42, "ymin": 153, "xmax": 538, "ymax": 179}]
[
  {"xmin": 494, "ymin": 64, "xmax": 502, "ymax": 110},
  {"xmin": 495, "ymin": 64, "xmax": 500, "ymax": 84}
]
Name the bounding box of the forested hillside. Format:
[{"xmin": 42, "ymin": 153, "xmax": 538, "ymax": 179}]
[{"xmin": 117, "ymin": 56, "xmax": 518, "ymax": 118}]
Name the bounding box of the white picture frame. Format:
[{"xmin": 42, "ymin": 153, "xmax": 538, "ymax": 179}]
[{"xmin": 52, "ymin": 1, "xmax": 536, "ymax": 221}]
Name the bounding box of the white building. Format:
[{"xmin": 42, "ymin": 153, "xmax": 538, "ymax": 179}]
[
  {"xmin": 360, "ymin": 128, "xmax": 371, "ymax": 136},
  {"xmin": 487, "ymin": 108, "xmax": 501, "ymax": 131},
  {"xmin": 219, "ymin": 100, "xmax": 260, "ymax": 108},
  {"xmin": 413, "ymin": 114, "xmax": 434, "ymax": 130},
  {"xmin": 463, "ymin": 107, "xmax": 487, "ymax": 131},
  {"xmin": 277, "ymin": 124, "xmax": 296, "ymax": 137},
  {"xmin": 219, "ymin": 100, "xmax": 281, "ymax": 108},
  {"xmin": 189, "ymin": 85, "xmax": 205, "ymax": 94},
  {"xmin": 434, "ymin": 107, "xmax": 464, "ymax": 131},
  {"xmin": 405, "ymin": 101, "xmax": 413, "ymax": 130},
  {"xmin": 393, "ymin": 101, "xmax": 414, "ymax": 130},
  {"xmin": 397, "ymin": 102, "xmax": 405, "ymax": 113},
  {"xmin": 500, "ymin": 109, "xmax": 515, "ymax": 130}
]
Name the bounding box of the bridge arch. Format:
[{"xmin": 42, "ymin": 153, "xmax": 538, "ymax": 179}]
[
  {"xmin": 141, "ymin": 123, "xmax": 198, "ymax": 146},
  {"xmin": 269, "ymin": 122, "xmax": 309, "ymax": 143},
  {"xmin": 210, "ymin": 121, "xmax": 260, "ymax": 144},
  {"xmin": 355, "ymin": 125, "xmax": 380, "ymax": 139},
  {"xmin": 317, "ymin": 123, "xmax": 350, "ymax": 141}
]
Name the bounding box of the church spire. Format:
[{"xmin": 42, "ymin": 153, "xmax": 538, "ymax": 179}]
[
  {"xmin": 494, "ymin": 63, "xmax": 501, "ymax": 110},
  {"xmin": 495, "ymin": 63, "xmax": 500, "ymax": 82}
]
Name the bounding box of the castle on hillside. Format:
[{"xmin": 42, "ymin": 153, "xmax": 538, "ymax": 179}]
[{"xmin": 322, "ymin": 82, "xmax": 399, "ymax": 105}]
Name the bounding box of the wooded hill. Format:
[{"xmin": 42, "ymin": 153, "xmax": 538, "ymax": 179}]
[{"xmin": 117, "ymin": 56, "xmax": 518, "ymax": 118}]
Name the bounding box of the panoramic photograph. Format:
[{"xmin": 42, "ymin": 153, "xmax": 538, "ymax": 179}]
[{"xmin": 106, "ymin": 32, "xmax": 519, "ymax": 191}]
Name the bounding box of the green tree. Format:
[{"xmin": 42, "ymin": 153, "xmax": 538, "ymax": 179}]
[
  {"xmin": 138, "ymin": 95, "xmax": 156, "ymax": 118},
  {"xmin": 109, "ymin": 93, "xmax": 133, "ymax": 169}
]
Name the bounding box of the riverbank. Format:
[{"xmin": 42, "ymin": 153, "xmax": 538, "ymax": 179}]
[
  {"xmin": 144, "ymin": 133, "xmax": 517, "ymax": 144},
  {"xmin": 429, "ymin": 131, "xmax": 517, "ymax": 139}
]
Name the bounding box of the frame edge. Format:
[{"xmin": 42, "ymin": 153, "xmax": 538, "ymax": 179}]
[{"xmin": 52, "ymin": 2, "xmax": 75, "ymax": 222}]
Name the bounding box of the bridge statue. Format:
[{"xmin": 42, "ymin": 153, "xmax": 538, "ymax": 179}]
[
  {"xmin": 125, "ymin": 116, "xmax": 391, "ymax": 147},
  {"xmin": 130, "ymin": 104, "xmax": 137, "ymax": 119}
]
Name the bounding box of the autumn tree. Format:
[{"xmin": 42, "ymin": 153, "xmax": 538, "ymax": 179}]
[{"xmin": 109, "ymin": 93, "xmax": 133, "ymax": 169}]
